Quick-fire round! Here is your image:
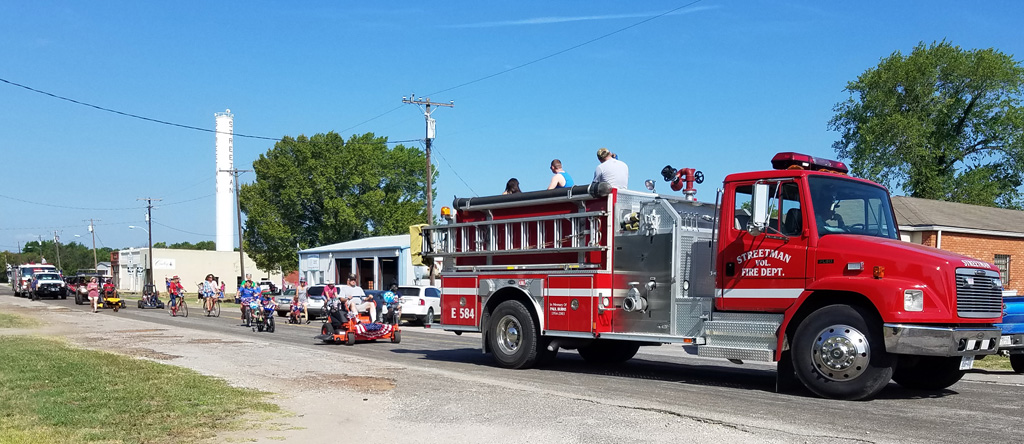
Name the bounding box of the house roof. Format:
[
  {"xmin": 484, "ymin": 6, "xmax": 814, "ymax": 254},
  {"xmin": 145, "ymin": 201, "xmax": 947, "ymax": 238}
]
[
  {"xmin": 892, "ymin": 196, "xmax": 1024, "ymax": 235},
  {"xmin": 299, "ymin": 234, "xmax": 410, "ymax": 254}
]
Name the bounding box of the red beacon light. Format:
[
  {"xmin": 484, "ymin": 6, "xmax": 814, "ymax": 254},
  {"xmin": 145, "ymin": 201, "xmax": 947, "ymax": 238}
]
[{"xmin": 771, "ymin": 152, "xmax": 848, "ymax": 174}]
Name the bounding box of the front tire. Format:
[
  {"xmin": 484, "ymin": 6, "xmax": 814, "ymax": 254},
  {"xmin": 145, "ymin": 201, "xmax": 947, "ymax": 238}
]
[
  {"xmin": 487, "ymin": 300, "xmax": 540, "ymax": 369},
  {"xmin": 892, "ymin": 356, "xmax": 965, "ymax": 390},
  {"xmin": 1009, "ymin": 354, "xmax": 1024, "ymax": 374},
  {"xmin": 391, "ymin": 329, "xmax": 402, "ymax": 344},
  {"xmin": 346, "ymin": 332, "xmax": 356, "ymax": 346},
  {"xmin": 791, "ymin": 304, "xmax": 895, "ymax": 401}
]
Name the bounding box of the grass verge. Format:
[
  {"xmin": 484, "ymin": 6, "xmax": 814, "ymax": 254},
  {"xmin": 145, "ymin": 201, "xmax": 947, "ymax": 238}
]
[
  {"xmin": 0, "ymin": 312, "xmax": 40, "ymax": 328},
  {"xmin": 974, "ymin": 353, "xmax": 1015, "ymax": 371},
  {"xmin": 0, "ymin": 336, "xmax": 278, "ymax": 443}
]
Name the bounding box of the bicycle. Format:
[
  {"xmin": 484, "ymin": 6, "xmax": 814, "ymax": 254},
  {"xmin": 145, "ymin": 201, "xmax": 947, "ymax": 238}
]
[
  {"xmin": 168, "ymin": 293, "xmax": 189, "ymax": 317},
  {"xmin": 204, "ymin": 296, "xmax": 221, "ymax": 317}
]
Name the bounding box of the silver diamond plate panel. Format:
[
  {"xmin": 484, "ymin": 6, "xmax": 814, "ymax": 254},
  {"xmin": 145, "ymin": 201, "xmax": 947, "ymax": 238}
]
[
  {"xmin": 711, "ymin": 312, "xmax": 785, "ymax": 324},
  {"xmin": 674, "ymin": 298, "xmax": 710, "ymax": 337},
  {"xmin": 702, "ymin": 321, "xmax": 778, "ymax": 349},
  {"xmin": 697, "ymin": 346, "xmax": 773, "ymax": 362}
]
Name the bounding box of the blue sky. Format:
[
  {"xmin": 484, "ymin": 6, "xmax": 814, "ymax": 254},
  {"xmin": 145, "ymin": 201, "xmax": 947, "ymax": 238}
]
[{"xmin": 2, "ymin": 1, "xmax": 1022, "ymax": 254}]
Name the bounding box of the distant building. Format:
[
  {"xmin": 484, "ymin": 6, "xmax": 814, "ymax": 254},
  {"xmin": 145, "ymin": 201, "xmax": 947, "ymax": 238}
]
[
  {"xmin": 115, "ymin": 247, "xmax": 281, "ymax": 294},
  {"xmin": 893, "ymin": 196, "xmax": 1024, "ymax": 295},
  {"xmin": 298, "ymin": 234, "xmax": 430, "ymax": 290}
]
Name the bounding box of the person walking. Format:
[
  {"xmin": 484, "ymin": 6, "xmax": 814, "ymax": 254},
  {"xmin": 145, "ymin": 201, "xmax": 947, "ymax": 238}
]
[
  {"xmin": 87, "ymin": 277, "xmax": 100, "ymax": 313},
  {"xmin": 546, "ymin": 159, "xmax": 574, "ymax": 189},
  {"xmin": 296, "ymin": 279, "xmax": 309, "ymax": 323},
  {"xmin": 593, "ymin": 148, "xmax": 629, "ymax": 189}
]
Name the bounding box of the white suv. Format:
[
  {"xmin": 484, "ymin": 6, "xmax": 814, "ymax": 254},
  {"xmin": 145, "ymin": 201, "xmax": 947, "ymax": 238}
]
[{"xmin": 398, "ymin": 285, "xmax": 441, "ymax": 325}]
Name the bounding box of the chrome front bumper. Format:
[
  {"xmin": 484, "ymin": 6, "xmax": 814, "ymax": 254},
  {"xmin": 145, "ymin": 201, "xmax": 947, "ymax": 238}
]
[{"xmin": 882, "ymin": 323, "xmax": 1000, "ymax": 356}]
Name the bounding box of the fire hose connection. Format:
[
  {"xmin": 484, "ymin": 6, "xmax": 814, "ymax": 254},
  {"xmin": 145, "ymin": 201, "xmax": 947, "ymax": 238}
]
[{"xmin": 622, "ymin": 284, "xmax": 648, "ymax": 312}]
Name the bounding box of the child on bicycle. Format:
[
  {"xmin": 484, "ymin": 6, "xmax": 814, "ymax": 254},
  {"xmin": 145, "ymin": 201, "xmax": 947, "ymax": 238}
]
[
  {"xmin": 238, "ymin": 280, "xmax": 259, "ymax": 321},
  {"xmin": 168, "ymin": 276, "xmax": 185, "ymax": 312},
  {"xmin": 289, "ymin": 290, "xmax": 302, "ymax": 323},
  {"xmin": 260, "ymin": 292, "xmax": 277, "ymax": 321}
]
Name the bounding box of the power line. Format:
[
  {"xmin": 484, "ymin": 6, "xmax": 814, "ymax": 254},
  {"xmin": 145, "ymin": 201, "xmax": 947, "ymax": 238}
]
[
  {"xmin": 162, "ymin": 194, "xmax": 215, "ymax": 207},
  {"xmin": 0, "ymin": 193, "xmax": 144, "ymax": 211},
  {"xmin": 428, "ymin": 1, "xmax": 704, "ymax": 96},
  {"xmin": 0, "ymin": 77, "xmax": 281, "ymax": 141},
  {"xmin": 153, "ymin": 221, "xmax": 215, "ymax": 238},
  {"xmin": 342, "ymin": 1, "xmax": 704, "ymax": 133},
  {"xmin": 428, "ymin": 141, "xmax": 479, "ymax": 197},
  {"xmin": 0, "ymin": 221, "xmax": 134, "ymax": 232}
]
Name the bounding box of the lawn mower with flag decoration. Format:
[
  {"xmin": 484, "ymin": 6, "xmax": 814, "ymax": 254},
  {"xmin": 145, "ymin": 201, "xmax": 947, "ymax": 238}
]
[{"xmin": 315, "ymin": 302, "xmax": 401, "ymax": 345}]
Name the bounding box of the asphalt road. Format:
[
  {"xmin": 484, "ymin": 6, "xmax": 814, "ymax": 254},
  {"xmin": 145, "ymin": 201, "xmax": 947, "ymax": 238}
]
[{"xmin": 8, "ymin": 288, "xmax": 1024, "ymax": 444}]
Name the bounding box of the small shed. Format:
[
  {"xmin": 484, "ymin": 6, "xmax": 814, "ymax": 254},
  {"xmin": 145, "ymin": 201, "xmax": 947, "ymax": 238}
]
[{"xmin": 298, "ymin": 234, "xmax": 425, "ymax": 290}]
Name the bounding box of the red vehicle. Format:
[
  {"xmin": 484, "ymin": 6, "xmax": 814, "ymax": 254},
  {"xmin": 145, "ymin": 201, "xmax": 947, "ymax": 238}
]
[{"xmin": 417, "ymin": 152, "xmax": 1002, "ymax": 400}]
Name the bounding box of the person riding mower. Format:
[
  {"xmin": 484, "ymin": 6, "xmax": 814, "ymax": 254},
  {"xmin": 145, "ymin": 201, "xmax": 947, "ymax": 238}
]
[
  {"xmin": 316, "ymin": 299, "xmax": 401, "ymax": 345},
  {"xmin": 101, "ymin": 281, "xmax": 126, "ymax": 312}
]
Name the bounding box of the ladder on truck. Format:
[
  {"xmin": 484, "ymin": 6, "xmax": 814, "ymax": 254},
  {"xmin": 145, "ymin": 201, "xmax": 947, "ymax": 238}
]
[{"xmin": 420, "ymin": 186, "xmax": 612, "ymax": 271}]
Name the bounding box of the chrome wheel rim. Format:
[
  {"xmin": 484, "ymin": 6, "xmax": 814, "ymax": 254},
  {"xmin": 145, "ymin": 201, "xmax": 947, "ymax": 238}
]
[
  {"xmin": 811, "ymin": 324, "xmax": 870, "ymax": 381},
  {"xmin": 495, "ymin": 315, "xmax": 522, "ymax": 355}
]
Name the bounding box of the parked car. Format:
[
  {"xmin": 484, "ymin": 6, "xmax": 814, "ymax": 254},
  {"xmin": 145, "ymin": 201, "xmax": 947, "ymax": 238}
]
[
  {"xmin": 304, "ymin": 285, "xmax": 329, "ymax": 320},
  {"xmin": 275, "ymin": 288, "xmax": 295, "ymax": 317},
  {"xmin": 398, "ymin": 285, "xmax": 441, "ymax": 325}
]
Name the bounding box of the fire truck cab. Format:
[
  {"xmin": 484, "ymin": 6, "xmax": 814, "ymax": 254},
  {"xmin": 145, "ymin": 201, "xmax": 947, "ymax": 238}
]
[{"xmin": 418, "ymin": 153, "xmax": 1003, "ymax": 400}]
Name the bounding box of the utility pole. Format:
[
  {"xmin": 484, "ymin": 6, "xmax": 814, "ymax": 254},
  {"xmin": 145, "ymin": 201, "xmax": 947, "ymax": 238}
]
[
  {"xmin": 402, "ymin": 95, "xmax": 454, "ymax": 225},
  {"xmin": 86, "ymin": 219, "xmax": 100, "ymax": 270},
  {"xmin": 220, "ymin": 168, "xmax": 253, "ymax": 285},
  {"xmin": 138, "ymin": 198, "xmax": 161, "ymax": 289},
  {"xmin": 53, "ymin": 231, "xmax": 61, "ymax": 272}
]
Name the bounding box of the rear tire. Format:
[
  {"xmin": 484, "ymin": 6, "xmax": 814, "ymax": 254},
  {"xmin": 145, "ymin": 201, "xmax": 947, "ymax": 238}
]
[
  {"xmin": 487, "ymin": 300, "xmax": 540, "ymax": 369},
  {"xmin": 1010, "ymin": 354, "xmax": 1024, "ymax": 374},
  {"xmin": 892, "ymin": 356, "xmax": 965, "ymax": 390},
  {"xmin": 791, "ymin": 305, "xmax": 895, "ymax": 401}
]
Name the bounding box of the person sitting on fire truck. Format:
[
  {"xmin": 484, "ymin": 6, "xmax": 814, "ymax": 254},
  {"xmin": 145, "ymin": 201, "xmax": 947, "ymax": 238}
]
[
  {"xmin": 593, "ymin": 147, "xmax": 628, "ymax": 189},
  {"xmin": 546, "ymin": 159, "xmax": 574, "ymax": 190}
]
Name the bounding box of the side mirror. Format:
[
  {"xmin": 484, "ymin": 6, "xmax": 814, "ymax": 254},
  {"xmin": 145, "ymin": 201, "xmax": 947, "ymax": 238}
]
[{"xmin": 748, "ymin": 183, "xmax": 770, "ymax": 235}]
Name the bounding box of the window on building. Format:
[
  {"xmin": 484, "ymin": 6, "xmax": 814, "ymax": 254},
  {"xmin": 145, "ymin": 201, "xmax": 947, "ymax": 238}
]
[{"xmin": 995, "ymin": 254, "xmax": 1011, "ymax": 286}]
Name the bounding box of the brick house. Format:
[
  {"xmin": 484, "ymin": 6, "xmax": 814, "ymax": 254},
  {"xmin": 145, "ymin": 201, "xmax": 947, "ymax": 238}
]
[{"xmin": 892, "ymin": 196, "xmax": 1024, "ymax": 295}]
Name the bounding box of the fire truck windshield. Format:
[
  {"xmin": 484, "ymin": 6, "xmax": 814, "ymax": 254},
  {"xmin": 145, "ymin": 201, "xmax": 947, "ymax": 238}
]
[{"xmin": 808, "ymin": 176, "xmax": 898, "ymax": 239}]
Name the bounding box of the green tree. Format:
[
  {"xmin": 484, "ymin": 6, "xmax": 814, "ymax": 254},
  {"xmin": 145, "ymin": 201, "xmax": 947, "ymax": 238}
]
[
  {"xmin": 238, "ymin": 132, "xmax": 431, "ymax": 273},
  {"xmin": 830, "ymin": 41, "xmax": 1024, "ymax": 208}
]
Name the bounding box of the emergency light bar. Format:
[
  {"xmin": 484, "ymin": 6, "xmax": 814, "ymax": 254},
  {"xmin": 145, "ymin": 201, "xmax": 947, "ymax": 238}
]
[{"xmin": 771, "ymin": 152, "xmax": 848, "ymax": 174}]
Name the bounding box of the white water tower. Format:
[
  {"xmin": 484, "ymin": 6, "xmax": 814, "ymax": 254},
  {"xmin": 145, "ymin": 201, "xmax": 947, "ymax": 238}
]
[{"xmin": 214, "ymin": 109, "xmax": 234, "ymax": 252}]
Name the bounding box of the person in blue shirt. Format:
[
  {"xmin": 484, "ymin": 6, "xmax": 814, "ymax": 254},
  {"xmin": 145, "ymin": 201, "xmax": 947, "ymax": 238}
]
[
  {"xmin": 546, "ymin": 159, "xmax": 574, "ymax": 189},
  {"xmin": 237, "ymin": 281, "xmax": 259, "ymax": 321}
]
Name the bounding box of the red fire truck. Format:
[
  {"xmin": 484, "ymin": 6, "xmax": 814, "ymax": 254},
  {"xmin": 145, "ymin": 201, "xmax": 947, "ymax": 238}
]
[{"xmin": 415, "ymin": 152, "xmax": 1003, "ymax": 400}]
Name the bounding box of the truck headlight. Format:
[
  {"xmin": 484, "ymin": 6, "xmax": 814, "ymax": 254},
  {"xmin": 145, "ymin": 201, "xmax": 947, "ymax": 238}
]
[{"xmin": 904, "ymin": 289, "xmax": 924, "ymax": 312}]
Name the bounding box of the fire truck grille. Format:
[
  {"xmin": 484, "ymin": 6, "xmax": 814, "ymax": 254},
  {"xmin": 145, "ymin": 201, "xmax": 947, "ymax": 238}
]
[{"xmin": 955, "ymin": 270, "xmax": 1002, "ymax": 319}]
